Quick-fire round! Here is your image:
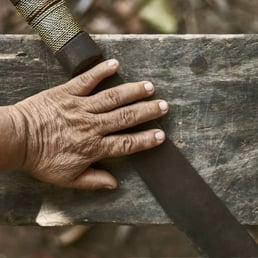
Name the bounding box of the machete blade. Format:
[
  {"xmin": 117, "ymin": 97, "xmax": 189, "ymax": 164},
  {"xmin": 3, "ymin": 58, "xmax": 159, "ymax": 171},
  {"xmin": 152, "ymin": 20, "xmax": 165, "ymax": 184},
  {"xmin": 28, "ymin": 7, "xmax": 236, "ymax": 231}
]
[{"xmin": 97, "ymin": 73, "xmax": 258, "ymax": 257}]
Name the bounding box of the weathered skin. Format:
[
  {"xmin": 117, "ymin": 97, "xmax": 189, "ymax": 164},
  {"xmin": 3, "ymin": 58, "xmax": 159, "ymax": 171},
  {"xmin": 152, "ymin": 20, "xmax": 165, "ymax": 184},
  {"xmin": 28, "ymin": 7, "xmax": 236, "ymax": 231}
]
[{"xmin": 0, "ymin": 59, "xmax": 168, "ymax": 190}]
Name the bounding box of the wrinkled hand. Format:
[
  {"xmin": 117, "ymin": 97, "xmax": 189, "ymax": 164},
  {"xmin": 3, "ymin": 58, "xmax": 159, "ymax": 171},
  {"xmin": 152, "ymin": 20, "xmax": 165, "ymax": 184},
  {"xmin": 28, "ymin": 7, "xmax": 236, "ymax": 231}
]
[{"xmin": 13, "ymin": 59, "xmax": 169, "ymax": 190}]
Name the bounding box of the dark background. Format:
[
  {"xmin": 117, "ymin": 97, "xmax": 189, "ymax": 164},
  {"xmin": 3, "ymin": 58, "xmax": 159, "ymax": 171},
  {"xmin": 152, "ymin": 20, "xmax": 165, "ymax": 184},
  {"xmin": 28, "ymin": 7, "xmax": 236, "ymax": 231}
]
[{"xmin": 0, "ymin": 0, "xmax": 258, "ymax": 257}]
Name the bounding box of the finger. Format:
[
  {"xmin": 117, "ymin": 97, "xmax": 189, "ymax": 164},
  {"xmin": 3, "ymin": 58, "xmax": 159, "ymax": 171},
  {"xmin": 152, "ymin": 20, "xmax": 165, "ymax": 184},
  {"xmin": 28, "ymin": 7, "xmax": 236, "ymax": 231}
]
[
  {"xmin": 101, "ymin": 130, "xmax": 166, "ymax": 157},
  {"xmin": 63, "ymin": 59, "xmax": 119, "ymax": 96},
  {"xmin": 87, "ymin": 81, "xmax": 155, "ymax": 113},
  {"xmin": 68, "ymin": 167, "xmax": 118, "ymax": 190},
  {"xmin": 98, "ymin": 100, "xmax": 169, "ymax": 135}
]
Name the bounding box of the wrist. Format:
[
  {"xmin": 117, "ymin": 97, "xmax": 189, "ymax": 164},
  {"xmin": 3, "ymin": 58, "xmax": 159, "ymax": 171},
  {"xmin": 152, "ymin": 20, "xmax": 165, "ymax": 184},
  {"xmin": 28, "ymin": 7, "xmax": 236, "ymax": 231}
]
[{"xmin": 0, "ymin": 105, "xmax": 26, "ymax": 171}]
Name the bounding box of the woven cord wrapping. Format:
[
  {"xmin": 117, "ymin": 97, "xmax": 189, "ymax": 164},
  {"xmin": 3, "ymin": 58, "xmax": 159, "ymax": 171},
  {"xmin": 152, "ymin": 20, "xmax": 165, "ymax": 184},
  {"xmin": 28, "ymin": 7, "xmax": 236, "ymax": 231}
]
[{"xmin": 16, "ymin": 0, "xmax": 82, "ymax": 53}]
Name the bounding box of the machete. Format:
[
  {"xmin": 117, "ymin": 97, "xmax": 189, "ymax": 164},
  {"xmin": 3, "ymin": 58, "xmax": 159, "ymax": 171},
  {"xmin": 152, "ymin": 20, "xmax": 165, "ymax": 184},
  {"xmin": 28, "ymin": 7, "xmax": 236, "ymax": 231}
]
[{"xmin": 10, "ymin": 0, "xmax": 258, "ymax": 256}]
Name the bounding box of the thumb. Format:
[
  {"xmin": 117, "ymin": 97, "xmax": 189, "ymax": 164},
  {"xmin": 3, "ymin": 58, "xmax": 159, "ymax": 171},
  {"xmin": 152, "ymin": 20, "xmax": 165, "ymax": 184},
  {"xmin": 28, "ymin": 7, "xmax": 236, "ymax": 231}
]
[
  {"xmin": 63, "ymin": 59, "xmax": 119, "ymax": 96},
  {"xmin": 68, "ymin": 167, "xmax": 118, "ymax": 190}
]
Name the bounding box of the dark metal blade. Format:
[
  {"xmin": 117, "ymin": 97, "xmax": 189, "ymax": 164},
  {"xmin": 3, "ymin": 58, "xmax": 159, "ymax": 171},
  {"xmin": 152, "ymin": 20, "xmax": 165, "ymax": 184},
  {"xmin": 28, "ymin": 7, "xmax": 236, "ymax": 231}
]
[{"xmin": 96, "ymin": 73, "xmax": 258, "ymax": 257}]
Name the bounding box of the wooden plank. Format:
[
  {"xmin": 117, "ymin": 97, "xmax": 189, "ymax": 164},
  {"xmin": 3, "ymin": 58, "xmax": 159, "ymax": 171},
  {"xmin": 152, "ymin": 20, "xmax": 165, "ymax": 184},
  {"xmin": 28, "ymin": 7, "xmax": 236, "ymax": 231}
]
[{"xmin": 0, "ymin": 35, "xmax": 257, "ymax": 226}]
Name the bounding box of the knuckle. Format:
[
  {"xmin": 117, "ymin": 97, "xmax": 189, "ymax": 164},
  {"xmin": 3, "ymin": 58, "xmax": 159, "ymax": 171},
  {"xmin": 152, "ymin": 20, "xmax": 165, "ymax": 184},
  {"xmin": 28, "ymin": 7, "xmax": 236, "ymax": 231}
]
[
  {"xmin": 104, "ymin": 89, "xmax": 121, "ymax": 106},
  {"xmin": 78, "ymin": 71, "xmax": 95, "ymax": 86},
  {"xmin": 88, "ymin": 114, "xmax": 103, "ymax": 134},
  {"xmin": 119, "ymin": 108, "xmax": 137, "ymax": 125},
  {"xmin": 149, "ymin": 102, "xmax": 158, "ymax": 113},
  {"xmin": 83, "ymin": 135, "xmax": 103, "ymax": 158},
  {"xmin": 85, "ymin": 101, "xmax": 98, "ymax": 113},
  {"xmin": 145, "ymin": 101, "xmax": 159, "ymax": 115},
  {"xmin": 120, "ymin": 136, "xmax": 134, "ymax": 153}
]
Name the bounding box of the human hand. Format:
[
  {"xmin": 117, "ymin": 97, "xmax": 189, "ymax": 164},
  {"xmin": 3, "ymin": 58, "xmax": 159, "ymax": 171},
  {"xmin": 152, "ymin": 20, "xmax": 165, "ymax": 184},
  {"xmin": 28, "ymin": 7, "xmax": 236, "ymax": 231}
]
[{"xmin": 13, "ymin": 59, "xmax": 169, "ymax": 190}]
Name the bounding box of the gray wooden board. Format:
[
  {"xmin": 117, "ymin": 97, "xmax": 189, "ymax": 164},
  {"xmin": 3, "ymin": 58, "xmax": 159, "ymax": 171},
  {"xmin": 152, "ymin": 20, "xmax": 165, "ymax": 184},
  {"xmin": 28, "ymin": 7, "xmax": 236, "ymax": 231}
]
[{"xmin": 0, "ymin": 34, "xmax": 257, "ymax": 226}]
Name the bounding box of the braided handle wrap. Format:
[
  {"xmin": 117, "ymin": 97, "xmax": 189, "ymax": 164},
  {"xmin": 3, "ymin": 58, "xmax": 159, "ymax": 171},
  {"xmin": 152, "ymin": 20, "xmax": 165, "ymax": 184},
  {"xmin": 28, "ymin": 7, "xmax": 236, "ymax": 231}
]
[
  {"xmin": 11, "ymin": 0, "xmax": 102, "ymax": 76},
  {"xmin": 16, "ymin": 0, "xmax": 81, "ymax": 53}
]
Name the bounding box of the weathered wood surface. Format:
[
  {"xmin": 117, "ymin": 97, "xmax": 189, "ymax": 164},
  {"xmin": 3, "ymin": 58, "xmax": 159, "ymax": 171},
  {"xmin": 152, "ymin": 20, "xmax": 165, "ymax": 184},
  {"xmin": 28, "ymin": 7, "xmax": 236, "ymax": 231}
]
[{"xmin": 0, "ymin": 35, "xmax": 257, "ymax": 226}]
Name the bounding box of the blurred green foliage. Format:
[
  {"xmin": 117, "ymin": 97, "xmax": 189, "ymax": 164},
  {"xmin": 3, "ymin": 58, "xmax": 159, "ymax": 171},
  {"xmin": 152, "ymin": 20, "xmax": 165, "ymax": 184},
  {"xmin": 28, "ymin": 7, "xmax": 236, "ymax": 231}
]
[{"xmin": 139, "ymin": 0, "xmax": 178, "ymax": 33}]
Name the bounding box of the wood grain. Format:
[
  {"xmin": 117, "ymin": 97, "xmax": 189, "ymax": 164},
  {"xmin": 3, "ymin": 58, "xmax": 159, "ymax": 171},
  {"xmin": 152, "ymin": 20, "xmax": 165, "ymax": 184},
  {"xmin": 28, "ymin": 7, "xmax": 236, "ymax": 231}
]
[{"xmin": 0, "ymin": 35, "xmax": 257, "ymax": 226}]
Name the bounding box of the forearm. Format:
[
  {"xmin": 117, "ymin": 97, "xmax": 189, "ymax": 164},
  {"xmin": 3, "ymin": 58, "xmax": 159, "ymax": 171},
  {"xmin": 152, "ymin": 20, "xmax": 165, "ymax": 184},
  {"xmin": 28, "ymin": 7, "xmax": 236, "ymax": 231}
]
[{"xmin": 0, "ymin": 106, "xmax": 25, "ymax": 171}]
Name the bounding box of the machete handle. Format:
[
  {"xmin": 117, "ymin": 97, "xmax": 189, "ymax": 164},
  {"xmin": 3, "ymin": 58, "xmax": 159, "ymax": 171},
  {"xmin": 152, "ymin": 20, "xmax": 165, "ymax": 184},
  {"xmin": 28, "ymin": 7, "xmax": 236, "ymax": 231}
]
[
  {"xmin": 55, "ymin": 32, "xmax": 103, "ymax": 76},
  {"xmin": 10, "ymin": 0, "xmax": 103, "ymax": 76}
]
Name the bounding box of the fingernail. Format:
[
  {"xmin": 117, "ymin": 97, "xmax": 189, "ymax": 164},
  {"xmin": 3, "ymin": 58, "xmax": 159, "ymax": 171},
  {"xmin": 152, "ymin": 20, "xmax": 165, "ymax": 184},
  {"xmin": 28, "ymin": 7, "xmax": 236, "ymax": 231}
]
[
  {"xmin": 107, "ymin": 59, "xmax": 118, "ymax": 67},
  {"xmin": 155, "ymin": 131, "xmax": 166, "ymax": 141},
  {"xmin": 159, "ymin": 101, "xmax": 169, "ymax": 111},
  {"xmin": 144, "ymin": 82, "xmax": 154, "ymax": 92}
]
